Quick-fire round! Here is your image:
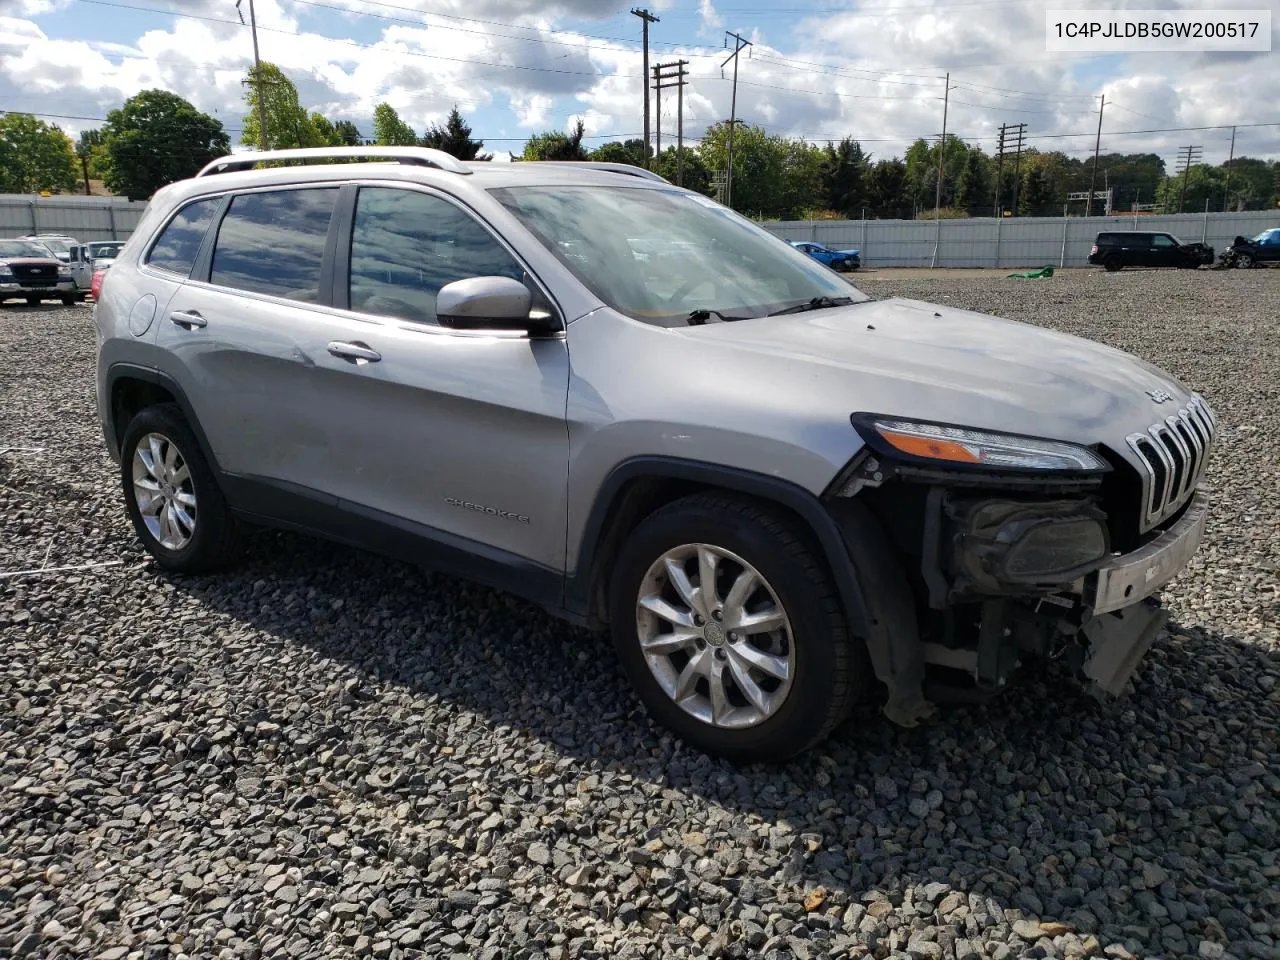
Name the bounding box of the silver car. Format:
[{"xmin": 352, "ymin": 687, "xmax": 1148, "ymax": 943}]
[{"xmin": 95, "ymin": 147, "xmax": 1215, "ymax": 761}]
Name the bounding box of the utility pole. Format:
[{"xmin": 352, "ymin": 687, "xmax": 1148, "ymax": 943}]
[
  {"xmin": 1176, "ymin": 144, "xmax": 1203, "ymax": 213},
  {"xmin": 654, "ymin": 60, "xmax": 688, "ymax": 184},
  {"xmin": 653, "ymin": 64, "xmax": 662, "ymax": 161},
  {"xmin": 1084, "ymin": 93, "xmax": 1104, "ymax": 218},
  {"xmin": 1009, "ymin": 122, "xmax": 1027, "ymax": 217},
  {"xmin": 236, "ymin": 0, "xmax": 270, "ymax": 150},
  {"xmin": 722, "ymin": 30, "xmax": 752, "ymax": 208},
  {"xmin": 930, "ymin": 72, "xmax": 949, "ymax": 268},
  {"xmin": 632, "ymin": 8, "xmax": 659, "ymax": 169},
  {"xmin": 993, "ymin": 123, "xmax": 1007, "ymax": 218},
  {"xmin": 1222, "ymin": 125, "xmax": 1237, "ymax": 212}
]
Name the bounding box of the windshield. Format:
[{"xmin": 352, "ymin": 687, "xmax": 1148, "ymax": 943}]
[
  {"xmin": 1253, "ymin": 230, "xmax": 1277, "ymax": 243},
  {"xmin": 490, "ymin": 185, "xmax": 868, "ymax": 325},
  {"xmin": 0, "ymin": 240, "xmax": 55, "ymax": 258},
  {"xmin": 38, "ymin": 238, "xmax": 71, "ymax": 254},
  {"xmin": 88, "ymin": 242, "xmax": 123, "ymax": 258}
]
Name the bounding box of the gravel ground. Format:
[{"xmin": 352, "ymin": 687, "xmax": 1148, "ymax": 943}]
[{"xmin": 1, "ymin": 269, "xmax": 1278, "ymax": 960}]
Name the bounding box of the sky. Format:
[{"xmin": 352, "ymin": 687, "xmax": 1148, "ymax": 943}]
[{"xmin": 0, "ymin": 0, "xmax": 1277, "ymax": 169}]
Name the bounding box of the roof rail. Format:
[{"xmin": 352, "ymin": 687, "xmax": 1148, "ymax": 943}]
[
  {"xmin": 195, "ymin": 146, "xmax": 471, "ymax": 178},
  {"xmin": 527, "ymin": 161, "xmax": 670, "ymax": 183}
]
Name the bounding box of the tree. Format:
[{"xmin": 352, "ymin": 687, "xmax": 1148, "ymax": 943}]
[
  {"xmin": 74, "ymin": 128, "xmax": 107, "ymax": 194},
  {"xmin": 99, "ymin": 91, "xmax": 228, "ymax": 200},
  {"xmin": 333, "ymin": 120, "xmax": 363, "ymax": 146},
  {"xmin": 522, "ymin": 119, "xmax": 588, "ymax": 161},
  {"xmin": 820, "ymin": 138, "xmax": 871, "ymax": 218},
  {"xmin": 868, "ymin": 159, "xmax": 911, "ymax": 219},
  {"xmin": 0, "ymin": 113, "xmax": 77, "ymax": 194},
  {"xmin": 372, "ymin": 103, "xmax": 418, "ymax": 146},
  {"xmin": 953, "ymin": 148, "xmax": 993, "ymax": 216},
  {"xmin": 1155, "ymin": 164, "xmax": 1223, "ymax": 214},
  {"xmin": 309, "ymin": 113, "xmax": 343, "ymax": 147},
  {"xmin": 654, "ymin": 147, "xmax": 711, "ymax": 194},
  {"xmin": 241, "ymin": 63, "xmax": 329, "ymax": 150},
  {"xmin": 1018, "ymin": 168, "xmax": 1057, "ymax": 216},
  {"xmin": 421, "ymin": 105, "xmax": 487, "ymax": 160},
  {"xmin": 1221, "ymin": 157, "xmax": 1275, "ymax": 211},
  {"xmin": 590, "ymin": 139, "xmax": 648, "ymax": 165}
]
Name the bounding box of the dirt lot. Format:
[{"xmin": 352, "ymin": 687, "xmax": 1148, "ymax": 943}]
[{"xmin": 2, "ymin": 269, "xmax": 1278, "ymax": 960}]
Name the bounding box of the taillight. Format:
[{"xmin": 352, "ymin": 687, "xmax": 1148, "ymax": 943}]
[{"xmin": 1090, "ymin": 244, "xmax": 1098, "ymax": 254}]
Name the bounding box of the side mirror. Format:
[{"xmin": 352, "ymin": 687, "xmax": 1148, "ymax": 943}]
[{"xmin": 436, "ymin": 276, "xmax": 556, "ymax": 334}]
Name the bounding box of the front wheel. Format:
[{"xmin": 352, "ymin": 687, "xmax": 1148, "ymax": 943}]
[
  {"xmin": 608, "ymin": 494, "xmax": 863, "ymax": 762},
  {"xmin": 1235, "ymin": 253, "xmax": 1254, "ymax": 269},
  {"xmin": 25, "ymin": 296, "xmax": 41, "ymax": 306},
  {"xmin": 61, "ymin": 295, "xmax": 77, "ymax": 305},
  {"xmin": 120, "ymin": 404, "xmax": 242, "ymax": 573}
]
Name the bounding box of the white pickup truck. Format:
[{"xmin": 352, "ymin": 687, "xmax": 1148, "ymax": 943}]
[{"xmin": 68, "ymin": 241, "xmax": 126, "ymax": 296}]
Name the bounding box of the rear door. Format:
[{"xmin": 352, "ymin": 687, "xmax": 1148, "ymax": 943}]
[
  {"xmin": 155, "ymin": 185, "xmax": 344, "ymax": 494},
  {"xmin": 69, "ymin": 245, "xmax": 91, "ymax": 289},
  {"xmin": 306, "ymin": 183, "xmax": 571, "ymax": 570}
]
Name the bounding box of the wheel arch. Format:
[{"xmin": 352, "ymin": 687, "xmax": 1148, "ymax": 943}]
[
  {"xmin": 106, "ymin": 364, "xmax": 219, "ymax": 472},
  {"xmin": 565, "ymin": 456, "xmax": 873, "ymax": 639}
]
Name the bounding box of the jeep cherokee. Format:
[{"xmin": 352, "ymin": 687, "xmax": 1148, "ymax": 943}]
[{"xmin": 95, "ymin": 147, "xmax": 1216, "ymax": 762}]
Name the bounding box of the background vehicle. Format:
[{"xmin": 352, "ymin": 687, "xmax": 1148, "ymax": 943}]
[
  {"xmin": 1088, "ymin": 231, "xmax": 1213, "ymax": 271},
  {"xmin": 0, "ymin": 238, "xmax": 79, "ymax": 305},
  {"xmin": 90, "ymin": 264, "xmax": 109, "ymax": 301},
  {"xmin": 69, "ymin": 240, "xmax": 126, "ymax": 293},
  {"xmin": 19, "ymin": 233, "xmax": 79, "ymax": 263},
  {"xmin": 1218, "ymin": 228, "xmax": 1280, "ymax": 268},
  {"xmin": 96, "ymin": 147, "xmax": 1216, "ymax": 762},
  {"xmin": 790, "ymin": 240, "xmax": 860, "ymax": 271}
]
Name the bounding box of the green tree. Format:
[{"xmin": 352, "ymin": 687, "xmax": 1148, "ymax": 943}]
[
  {"xmin": 1018, "ymin": 168, "xmax": 1058, "ymax": 216},
  {"xmin": 309, "ymin": 113, "xmax": 342, "ymax": 147},
  {"xmin": 953, "ymin": 148, "xmax": 993, "ymax": 216},
  {"xmin": 654, "ymin": 147, "xmax": 711, "ymax": 194},
  {"xmin": 0, "ymin": 114, "xmax": 77, "ymax": 194},
  {"xmin": 697, "ymin": 123, "xmax": 821, "ymax": 219},
  {"xmin": 333, "ymin": 120, "xmax": 363, "ymax": 146},
  {"xmin": 100, "ymin": 91, "xmax": 228, "ymax": 200},
  {"xmin": 590, "ymin": 139, "xmax": 648, "ymax": 165},
  {"xmin": 1155, "ymin": 164, "xmax": 1223, "ymax": 214},
  {"xmin": 522, "ymin": 119, "xmax": 588, "ymax": 161},
  {"xmin": 820, "ymin": 138, "xmax": 871, "ymax": 218},
  {"xmin": 868, "ymin": 158, "xmax": 911, "ymax": 219},
  {"xmin": 74, "ymin": 128, "xmax": 107, "ymax": 194},
  {"xmin": 1221, "ymin": 157, "xmax": 1275, "ymax": 211},
  {"xmin": 241, "ymin": 63, "xmax": 329, "ymax": 150},
  {"xmin": 421, "ymin": 105, "xmax": 487, "ymax": 160},
  {"xmin": 372, "ymin": 103, "xmax": 418, "ymax": 146}
]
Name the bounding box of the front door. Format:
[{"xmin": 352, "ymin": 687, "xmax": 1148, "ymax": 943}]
[
  {"xmin": 69, "ymin": 245, "xmax": 92, "ymax": 289},
  {"xmin": 307, "ymin": 184, "xmax": 571, "ymax": 571},
  {"xmin": 1150, "ymin": 233, "xmax": 1178, "ymax": 266}
]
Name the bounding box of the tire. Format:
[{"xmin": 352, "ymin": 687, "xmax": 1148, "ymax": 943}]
[
  {"xmin": 25, "ymin": 296, "xmax": 41, "ymax": 305},
  {"xmin": 1236, "ymin": 254, "xmax": 1254, "ymax": 269},
  {"xmin": 608, "ymin": 494, "xmax": 863, "ymax": 762},
  {"xmin": 1103, "ymin": 255, "xmax": 1122, "ymax": 272},
  {"xmin": 120, "ymin": 403, "xmax": 242, "ymax": 573},
  {"xmin": 61, "ymin": 296, "xmax": 77, "ymax": 306}
]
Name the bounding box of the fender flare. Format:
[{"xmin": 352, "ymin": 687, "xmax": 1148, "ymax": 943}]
[{"xmin": 105, "ymin": 363, "xmax": 221, "ymax": 472}]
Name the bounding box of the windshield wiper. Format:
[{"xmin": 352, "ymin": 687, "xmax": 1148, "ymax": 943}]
[
  {"xmin": 766, "ymin": 295, "xmax": 856, "ymax": 317},
  {"xmin": 687, "ymin": 308, "xmax": 752, "ymax": 325}
]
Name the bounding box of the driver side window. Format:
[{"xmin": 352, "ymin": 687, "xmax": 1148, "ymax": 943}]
[
  {"xmin": 1152, "ymin": 235, "xmax": 1175, "ymax": 248},
  {"xmin": 349, "ymin": 187, "xmax": 525, "ymax": 325}
]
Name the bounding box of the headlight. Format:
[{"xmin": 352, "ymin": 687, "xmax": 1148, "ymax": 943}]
[
  {"xmin": 854, "ymin": 416, "xmax": 1110, "ymax": 472},
  {"xmin": 0, "ymin": 264, "xmax": 12, "ymax": 278},
  {"xmin": 58, "ymin": 264, "xmax": 71, "ymax": 277}
]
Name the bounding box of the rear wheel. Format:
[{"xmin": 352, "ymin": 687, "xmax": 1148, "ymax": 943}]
[
  {"xmin": 1103, "ymin": 255, "xmax": 1122, "ymax": 272},
  {"xmin": 120, "ymin": 404, "xmax": 242, "ymax": 573},
  {"xmin": 608, "ymin": 494, "xmax": 863, "ymax": 762}
]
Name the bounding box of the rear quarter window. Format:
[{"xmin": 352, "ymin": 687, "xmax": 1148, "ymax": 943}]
[{"xmin": 147, "ymin": 198, "xmax": 222, "ymax": 277}]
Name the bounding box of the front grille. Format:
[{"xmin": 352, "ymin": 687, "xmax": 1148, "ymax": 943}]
[
  {"xmin": 1126, "ymin": 394, "xmax": 1216, "ymax": 531},
  {"xmin": 19, "ymin": 278, "xmax": 56, "ymax": 288},
  {"xmin": 11, "ymin": 264, "xmax": 59, "ymax": 282}
]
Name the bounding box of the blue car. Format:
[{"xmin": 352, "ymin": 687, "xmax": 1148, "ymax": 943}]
[{"xmin": 789, "ymin": 240, "xmax": 860, "ymax": 272}]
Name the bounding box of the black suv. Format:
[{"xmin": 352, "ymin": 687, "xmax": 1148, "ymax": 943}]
[{"xmin": 1088, "ymin": 231, "xmax": 1213, "ymax": 272}]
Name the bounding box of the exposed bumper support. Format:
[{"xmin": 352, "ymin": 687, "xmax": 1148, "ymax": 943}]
[
  {"xmin": 1088, "ymin": 492, "xmax": 1209, "ymax": 615},
  {"xmin": 1081, "ymin": 602, "xmax": 1169, "ymax": 696}
]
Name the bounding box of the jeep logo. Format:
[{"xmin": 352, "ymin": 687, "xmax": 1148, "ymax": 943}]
[{"xmin": 444, "ymin": 497, "xmax": 530, "ymax": 524}]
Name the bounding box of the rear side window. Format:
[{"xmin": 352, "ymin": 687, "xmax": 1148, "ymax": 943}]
[
  {"xmin": 348, "ymin": 187, "xmax": 524, "ymax": 325},
  {"xmin": 210, "ymin": 188, "xmax": 338, "ymax": 302},
  {"xmin": 148, "ymin": 197, "xmax": 221, "ymax": 276}
]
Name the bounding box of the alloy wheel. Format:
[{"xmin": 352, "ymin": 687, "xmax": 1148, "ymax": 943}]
[
  {"xmin": 635, "ymin": 543, "xmax": 795, "ymax": 729},
  {"xmin": 132, "ymin": 432, "xmax": 197, "ymax": 550}
]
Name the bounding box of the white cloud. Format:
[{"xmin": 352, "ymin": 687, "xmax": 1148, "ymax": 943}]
[{"xmin": 697, "ymin": 0, "xmax": 723, "ymax": 33}]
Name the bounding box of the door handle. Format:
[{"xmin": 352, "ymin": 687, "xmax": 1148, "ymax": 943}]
[
  {"xmin": 169, "ymin": 310, "xmax": 207, "ymax": 330},
  {"xmin": 327, "ymin": 340, "xmax": 381, "ymax": 363}
]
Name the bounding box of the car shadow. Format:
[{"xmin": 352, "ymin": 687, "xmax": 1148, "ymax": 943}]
[{"xmin": 163, "ymin": 526, "xmax": 1277, "ymax": 956}]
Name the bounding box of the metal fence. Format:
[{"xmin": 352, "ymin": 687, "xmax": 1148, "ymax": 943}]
[
  {"xmin": 0, "ymin": 194, "xmax": 147, "ymax": 242},
  {"xmin": 762, "ymin": 210, "xmax": 1279, "ymax": 269}
]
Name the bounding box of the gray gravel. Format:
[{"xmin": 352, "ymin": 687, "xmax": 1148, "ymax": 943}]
[{"xmin": 2, "ymin": 269, "xmax": 1278, "ymax": 960}]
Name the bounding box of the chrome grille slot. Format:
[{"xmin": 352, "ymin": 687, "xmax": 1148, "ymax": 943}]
[{"xmin": 1126, "ymin": 395, "xmax": 1216, "ymax": 531}]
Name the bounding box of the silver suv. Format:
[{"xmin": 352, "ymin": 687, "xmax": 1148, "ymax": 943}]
[{"xmin": 95, "ymin": 147, "xmax": 1216, "ymax": 761}]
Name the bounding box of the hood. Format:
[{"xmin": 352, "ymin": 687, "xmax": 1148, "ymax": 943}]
[
  {"xmin": 671, "ymin": 297, "xmax": 1193, "ymax": 448},
  {"xmin": 1, "ymin": 257, "xmax": 62, "ymax": 268}
]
